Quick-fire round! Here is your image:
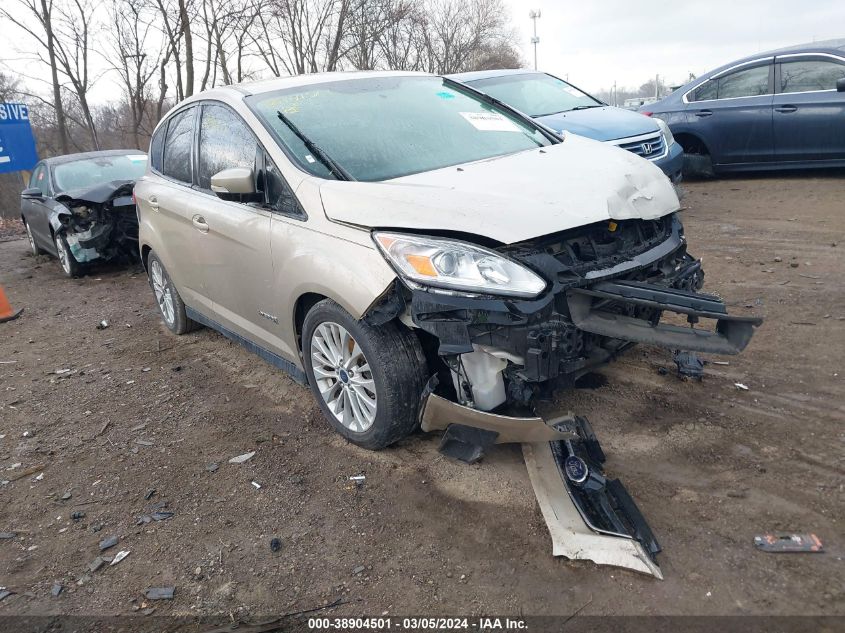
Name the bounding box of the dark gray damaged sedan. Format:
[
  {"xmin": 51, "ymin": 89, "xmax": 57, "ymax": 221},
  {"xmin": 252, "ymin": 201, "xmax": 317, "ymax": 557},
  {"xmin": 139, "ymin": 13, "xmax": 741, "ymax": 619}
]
[{"xmin": 20, "ymin": 149, "xmax": 147, "ymax": 277}]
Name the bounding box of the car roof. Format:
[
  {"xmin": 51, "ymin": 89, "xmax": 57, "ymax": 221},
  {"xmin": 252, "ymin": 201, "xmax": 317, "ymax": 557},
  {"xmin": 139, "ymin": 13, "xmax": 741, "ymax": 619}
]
[
  {"xmin": 42, "ymin": 149, "xmax": 146, "ymax": 167},
  {"xmin": 447, "ymin": 69, "xmax": 540, "ymax": 82},
  {"xmin": 188, "ymin": 70, "xmax": 432, "ymax": 101},
  {"xmin": 708, "ymin": 38, "xmax": 845, "ymax": 76}
]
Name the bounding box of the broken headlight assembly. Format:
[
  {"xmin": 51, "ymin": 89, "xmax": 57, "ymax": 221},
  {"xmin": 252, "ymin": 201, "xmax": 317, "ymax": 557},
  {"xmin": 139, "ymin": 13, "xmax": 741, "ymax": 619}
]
[{"xmin": 373, "ymin": 232, "xmax": 546, "ymax": 298}]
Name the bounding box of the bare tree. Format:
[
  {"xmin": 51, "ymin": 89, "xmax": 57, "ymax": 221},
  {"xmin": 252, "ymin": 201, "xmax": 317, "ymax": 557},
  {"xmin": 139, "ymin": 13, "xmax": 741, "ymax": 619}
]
[
  {"xmin": 108, "ymin": 0, "xmax": 164, "ymax": 148},
  {"xmin": 1, "ymin": 0, "xmax": 71, "ymax": 153}
]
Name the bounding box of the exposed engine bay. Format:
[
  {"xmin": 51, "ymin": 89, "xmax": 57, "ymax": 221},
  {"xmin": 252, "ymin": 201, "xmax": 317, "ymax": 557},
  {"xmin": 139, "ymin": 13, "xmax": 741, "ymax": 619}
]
[
  {"xmin": 367, "ymin": 211, "xmax": 762, "ymax": 578},
  {"xmin": 53, "ymin": 180, "xmax": 139, "ymax": 264}
]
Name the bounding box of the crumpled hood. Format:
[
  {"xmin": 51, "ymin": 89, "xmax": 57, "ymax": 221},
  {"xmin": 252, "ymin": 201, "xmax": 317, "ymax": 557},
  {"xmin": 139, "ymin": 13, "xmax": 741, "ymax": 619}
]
[
  {"xmin": 55, "ymin": 179, "xmax": 136, "ymax": 206},
  {"xmin": 319, "ymin": 134, "xmax": 679, "ymax": 244},
  {"xmin": 535, "ymin": 106, "xmax": 658, "ymax": 142}
]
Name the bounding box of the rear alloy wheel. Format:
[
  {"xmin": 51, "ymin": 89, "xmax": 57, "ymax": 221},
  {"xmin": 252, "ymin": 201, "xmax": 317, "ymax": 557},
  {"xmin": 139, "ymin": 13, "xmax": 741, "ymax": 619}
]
[
  {"xmin": 147, "ymin": 252, "xmax": 198, "ymax": 335},
  {"xmin": 24, "ymin": 221, "xmax": 42, "ymax": 256},
  {"xmin": 302, "ymin": 299, "xmax": 428, "ymax": 450},
  {"xmin": 54, "ymin": 231, "xmax": 81, "ymax": 278}
]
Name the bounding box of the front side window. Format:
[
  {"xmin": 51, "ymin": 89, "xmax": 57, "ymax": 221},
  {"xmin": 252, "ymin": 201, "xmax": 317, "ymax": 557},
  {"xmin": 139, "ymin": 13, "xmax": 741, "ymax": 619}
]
[
  {"xmin": 717, "ymin": 65, "xmax": 770, "ymax": 99},
  {"xmin": 263, "ymin": 153, "xmax": 303, "ymax": 216},
  {"xmin": 162, "ymin": 107, "xmax": 195, "ymax": 183},
  {"xmin": 247, "ymin": 75, "xmax": 553, "ymax": 182},
  {"xmin": 779, "ymin": 59, "xmax": 845, "ymax": 93},
  {"xmin": 30, "ymin": 164, "xmax": 50, "ymax": 196},
  {"xmin": 52, "ymin": 154, "xmax": 147, "ymax": 192},
  {"xmin": 466, "ymin": 73, "xmax": 602, "ymax": 117},
  {"xmin": 197, "ymin": 104, "xmax": 258, "ymax": 190}
]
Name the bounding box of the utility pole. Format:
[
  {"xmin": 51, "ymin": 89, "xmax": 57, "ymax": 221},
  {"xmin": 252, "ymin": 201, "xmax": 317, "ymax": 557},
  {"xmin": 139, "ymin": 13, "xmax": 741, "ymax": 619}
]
[{"xmin": 529, "ymin": 10, "xmax": 541, "ymax": 70}]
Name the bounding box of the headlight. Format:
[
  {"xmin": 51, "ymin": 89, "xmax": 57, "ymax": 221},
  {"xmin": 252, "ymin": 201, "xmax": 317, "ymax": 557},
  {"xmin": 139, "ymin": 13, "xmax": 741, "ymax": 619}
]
[
  {"xmin": 654, "ymin": 117, "xmax": 676, "ymax": 148},
  {"xmin": 373, "ymin": 232, "xmax": 546, "ymax": 298}
]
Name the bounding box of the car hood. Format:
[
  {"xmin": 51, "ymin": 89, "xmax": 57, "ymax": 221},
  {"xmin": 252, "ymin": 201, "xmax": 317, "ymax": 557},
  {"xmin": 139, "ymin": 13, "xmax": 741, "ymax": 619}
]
[
  {"xmin": 535, "ymin": 106, "xmax": 657, "ymax": 142},
  {"xmin": 319, "ymin": 134, "xmax": 679, "ymax": 245}
]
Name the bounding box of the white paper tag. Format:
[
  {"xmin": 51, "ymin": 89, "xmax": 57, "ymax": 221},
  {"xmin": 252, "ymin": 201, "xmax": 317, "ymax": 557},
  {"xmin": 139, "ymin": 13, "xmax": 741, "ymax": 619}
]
[
  {"xmin": 127, "ymin": 155, "xmax": 147, "ymax": 162},
  {"xmin": 459, "ymin": 111, "xmax": 520, "ymax": 132}
]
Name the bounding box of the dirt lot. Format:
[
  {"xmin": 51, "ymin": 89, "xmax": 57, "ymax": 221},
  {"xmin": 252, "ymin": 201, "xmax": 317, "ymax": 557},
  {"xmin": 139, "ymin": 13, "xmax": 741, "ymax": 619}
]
[{"xmin": 0, "ymin": 174, "xmax": 843, "ymax": 625}]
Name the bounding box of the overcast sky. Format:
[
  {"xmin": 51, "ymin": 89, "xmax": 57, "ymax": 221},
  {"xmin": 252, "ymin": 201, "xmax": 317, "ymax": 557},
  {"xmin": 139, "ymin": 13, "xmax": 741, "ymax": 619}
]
[{"xmin": 503, "ymin": 0, "xmax": 844, "ymax": 92}]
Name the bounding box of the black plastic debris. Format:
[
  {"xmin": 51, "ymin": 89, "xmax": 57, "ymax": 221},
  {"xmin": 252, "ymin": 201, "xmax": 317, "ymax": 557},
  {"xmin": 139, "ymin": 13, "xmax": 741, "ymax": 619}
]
[
  {"xmin": 151, "ymin": 511, "xmax": 174, "ymax": 522},
  {"xmin": 99, "ymin": 536, "xmax": 119, "ymax": 551},
  {"xmin": 71, "ymin": 511, "xmax": 86, "ymax": 521},
  {"xmin": 51, "ymin": 583, "xmax": 63, "ymax": 597},
  {"xmin": 0, "ymin": 590, "xmax": 13, "ymax": 602},
  {"xmin": 438, "ymin": 424, "xmax": 499, "ymax": 464},
  {"xmin": 754, "ymin": 533, "xmax": 823, "ymax": 553},
  {"xmin": 144, "ymin": 489, "xmax": 156, "ymax": 500},
  {"xmin": 270, "ymin": 537, "xmax": 282, "ymax": 553},
  {"xmin": 145, "ymin": 587, "xmax": 175, "ymax": 600},
  {"xmin": 673, "ymin": 351, "xmax": 705, "ymax": 380},
  {"xmin": 0, "ymin": 532, "xmax": 17, "ymax": 540}
]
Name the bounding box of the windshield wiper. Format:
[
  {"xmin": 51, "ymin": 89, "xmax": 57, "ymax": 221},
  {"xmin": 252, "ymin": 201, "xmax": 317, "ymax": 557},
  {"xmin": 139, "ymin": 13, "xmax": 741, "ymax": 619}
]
[
  {"xmin": 276, "ymin": 110, "xmax": 352, "ymax": 181},
  {"xmin": 568, "ymin": 105, "xmax": 603, "ymax": 111}
]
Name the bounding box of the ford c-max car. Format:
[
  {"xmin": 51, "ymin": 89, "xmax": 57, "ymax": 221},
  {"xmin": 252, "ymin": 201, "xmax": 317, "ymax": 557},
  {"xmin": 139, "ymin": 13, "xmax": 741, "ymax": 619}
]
[{"xmin": 136, "ymin": 71, "xmax": 761, "ymax": 452}]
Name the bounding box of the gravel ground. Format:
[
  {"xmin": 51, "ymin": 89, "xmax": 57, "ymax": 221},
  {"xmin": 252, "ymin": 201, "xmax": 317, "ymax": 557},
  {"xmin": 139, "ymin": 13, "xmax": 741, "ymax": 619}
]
[{"xmin": 0, "ymin": 173, "xmax": 843, "ymax": 627}]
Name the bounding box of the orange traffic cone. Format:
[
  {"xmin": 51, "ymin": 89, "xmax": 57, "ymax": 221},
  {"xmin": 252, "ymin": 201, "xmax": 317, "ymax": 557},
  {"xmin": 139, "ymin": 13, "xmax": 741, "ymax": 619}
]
[{"xmin": 0, "ymin": 285, "xmax": 23, "ymax": 323}]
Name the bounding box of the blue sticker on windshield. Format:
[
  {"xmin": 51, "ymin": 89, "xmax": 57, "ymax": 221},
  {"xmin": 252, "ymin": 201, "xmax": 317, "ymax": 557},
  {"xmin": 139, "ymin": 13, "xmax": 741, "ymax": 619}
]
[{"xmin": 436, "ymin": 91, "xmax": 455, "ymax": 100}]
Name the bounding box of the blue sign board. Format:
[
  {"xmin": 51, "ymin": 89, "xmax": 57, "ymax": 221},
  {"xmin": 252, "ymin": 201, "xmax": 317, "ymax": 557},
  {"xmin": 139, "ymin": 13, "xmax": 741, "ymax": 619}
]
[{"xmin": 0, "ymin": 103, "xmax": 39, "ymax": 174}]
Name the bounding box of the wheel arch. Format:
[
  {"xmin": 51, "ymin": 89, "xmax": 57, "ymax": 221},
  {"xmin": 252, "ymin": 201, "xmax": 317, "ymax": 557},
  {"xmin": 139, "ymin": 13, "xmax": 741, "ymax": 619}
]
[{"xmin": 673, "ymin": 132, "xmax": 711, "ymax": 156}]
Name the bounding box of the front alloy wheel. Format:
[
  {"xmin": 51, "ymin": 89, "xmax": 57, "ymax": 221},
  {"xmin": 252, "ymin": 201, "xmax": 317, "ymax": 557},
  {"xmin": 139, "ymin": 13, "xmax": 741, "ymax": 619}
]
[
  {"xmin": 54, "ymin": 232, "xmax": 80, "ymax": 277},
  {"xmin": 302, "ymin": 299, "xmax": 428, "ymax": 450},
  {"xmin": 311, "ymin": 322, "xmax": 378, "ymax": 432}
]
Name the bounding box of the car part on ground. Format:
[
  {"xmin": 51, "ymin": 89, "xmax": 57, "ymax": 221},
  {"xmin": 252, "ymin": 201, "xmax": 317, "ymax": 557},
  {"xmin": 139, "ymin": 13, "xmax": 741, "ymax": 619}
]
[{"xmin": 524, "ymin": 439, "xmax": 662, "ymax": 578}]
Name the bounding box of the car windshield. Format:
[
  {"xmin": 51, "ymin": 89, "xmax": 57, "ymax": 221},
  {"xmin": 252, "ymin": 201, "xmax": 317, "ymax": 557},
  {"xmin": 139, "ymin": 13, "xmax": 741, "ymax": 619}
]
[
  {"xmin": 53, "ymin": 154, "xmax": 148, "ymax": 192},
  {"xmin": 466, "ymin": 73, "xmax": 603, "ymax": 117},
  {"xmin": 247, "ymin": 75, "xmax": 553, "ymax": 182}
]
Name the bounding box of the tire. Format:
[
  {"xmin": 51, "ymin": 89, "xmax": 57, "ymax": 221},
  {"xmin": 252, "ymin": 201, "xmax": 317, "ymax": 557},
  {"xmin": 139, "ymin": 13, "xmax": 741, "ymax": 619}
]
[
  {"xmin": 302, "ymin": 299, "xmax": 428, "ymax": 450},
  {"xmin": 54, "ymin": 231, "xmax": 82, "ymax": 278},
  {"xmin": 24, "ymin": 220, "xmax": 42, "ymax": 256},
  {"xmin": 146, "ymin": 251, "xmax": 198, "ymax": 335}
]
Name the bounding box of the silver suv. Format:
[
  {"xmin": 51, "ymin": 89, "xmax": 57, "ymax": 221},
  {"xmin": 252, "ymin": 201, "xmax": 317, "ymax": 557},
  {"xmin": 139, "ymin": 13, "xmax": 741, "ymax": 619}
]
[{"xmin": 135, "ymin": 71, "xmax": 760, "ymax": 450}]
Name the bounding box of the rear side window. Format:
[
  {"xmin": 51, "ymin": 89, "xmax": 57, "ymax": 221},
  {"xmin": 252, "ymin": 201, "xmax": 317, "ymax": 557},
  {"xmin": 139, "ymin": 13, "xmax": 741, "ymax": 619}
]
[
  {"xmin": 692, "ymin": 80, "xmax": 718, "ymax": 102},
  {"xmin": 717, "ymin": 65, "xmax": 770, "ymax": 99},
  {"xmin": 149, "ymin": 124, "xmax": 165, "ymax": 172},
  {"xmin": 779, "ymin": 59, "xmax": 845, "ymax": 93},
  {"xmin": 197, "ymin": 104, "xmax": 258, "ymax": 191},
  {"xmin": 162, "ymin": 107, "xmax": 195, "ymax": 183}
]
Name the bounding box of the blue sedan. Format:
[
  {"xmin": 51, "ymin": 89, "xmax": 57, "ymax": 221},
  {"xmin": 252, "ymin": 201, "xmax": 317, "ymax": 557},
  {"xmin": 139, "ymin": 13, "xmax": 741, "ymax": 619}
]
[
  {"xmin": 449, "ymin": 69, "xmax": 684, "ymax": 182},
  {"xmin": 642, "ymin": 39, "xmax": 845, "ymax": 176}
]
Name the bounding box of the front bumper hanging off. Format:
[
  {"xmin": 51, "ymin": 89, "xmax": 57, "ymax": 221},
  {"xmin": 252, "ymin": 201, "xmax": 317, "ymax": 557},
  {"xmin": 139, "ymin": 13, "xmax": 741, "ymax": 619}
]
[
  {"xmin": 420, "ymin": 392, "xmax": 663, "ymax": 578},
  {"xmin": 567, "ymin": 280, "xmax": 762, "ymax": 355}
]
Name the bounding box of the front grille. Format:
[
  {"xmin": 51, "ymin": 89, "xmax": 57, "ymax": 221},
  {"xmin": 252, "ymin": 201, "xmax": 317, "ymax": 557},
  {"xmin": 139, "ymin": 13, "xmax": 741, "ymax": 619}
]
[{"xmin": 616, "ymin": 132, "xmax": 665, "ymax": 159}]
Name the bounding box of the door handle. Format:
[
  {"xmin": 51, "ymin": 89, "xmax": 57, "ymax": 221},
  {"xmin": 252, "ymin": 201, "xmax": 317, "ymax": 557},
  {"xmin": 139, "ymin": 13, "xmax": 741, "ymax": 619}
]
[
  {"xmin": 775, "ymin": 105, "xmax": 798, "ymax": 113},
  {"xmin": 148, "ymin": 196, "xmax": 159, "ymax": 212},
  {"xmin": 191, "ymin": 215, "xmax": 209, "ymax": 233},
  {"xmin": 695, "ymin": 110, "xmax": 713, "ymax": 117}
]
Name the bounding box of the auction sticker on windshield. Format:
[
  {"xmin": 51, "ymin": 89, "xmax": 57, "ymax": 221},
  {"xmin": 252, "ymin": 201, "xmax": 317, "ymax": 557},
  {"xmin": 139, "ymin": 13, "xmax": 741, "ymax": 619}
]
[{"xmin": 459, "ymin": 111, "xmax": 520, "ymax": 132}]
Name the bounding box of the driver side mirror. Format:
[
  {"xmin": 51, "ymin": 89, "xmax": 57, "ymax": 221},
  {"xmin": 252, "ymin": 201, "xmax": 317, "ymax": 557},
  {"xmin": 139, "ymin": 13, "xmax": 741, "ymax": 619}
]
[
  {"xmin": 21, "ymin": 187, "xmax": 44, "ymax": 199},
  {"xmin": 837, "ymin": 77, "xmax": 845, "ymax": 92},
  {"xmin": 210, "ymin": 167, "xmax": 258, "ymax": 202}
]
